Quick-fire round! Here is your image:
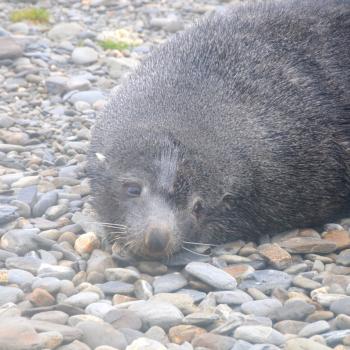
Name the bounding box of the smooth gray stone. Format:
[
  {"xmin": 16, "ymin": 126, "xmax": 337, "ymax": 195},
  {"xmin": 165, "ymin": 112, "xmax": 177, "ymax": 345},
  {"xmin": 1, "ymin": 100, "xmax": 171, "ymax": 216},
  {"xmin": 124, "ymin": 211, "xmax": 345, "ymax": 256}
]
[
  {"xmin": 330, "ymin": 296, "xmax": 350, "ymax": 316},
  {"xmin": 323, "ymin": 329, "xmax": 350, "ymax": 346},
  {"xmin": 241, "ymin": 299, "xmax": 282, "ymax": 317},
  {"xmin": 213, "ymin": 290, "xmax": 253, "ymax": 305},
  {"xmin": 96, "ymin": 281, "xmax": 134, "ymax": 295},
  {"xmin": 129, "ymin": 300, "xmax": 184, "ymax": 330},
  {"xmin": 270, "ymin": 299, "xmax": 316, "ymax": 321},
  {"xmin": 185, "ymin": 262, "xmax": 237, "ymax": 290},
  {"xmin": 7, "ymin": 269, "xmax": 35, "ymax": 287},
  {"xmin": 6, "ymin": 256, "xmax": 42, "ymax": 274},
  {"xmin": 0, "ymin": 317, "xmax": 40, "ymax": 350},
  {"xmin": 32, "ymin": 191, "xmax": 58, "ymax": 217},
  {"xmin": 298, "ymin": 320, "xmax": 330, "ymax": 337},
  {"xmin": 153, "ymin": 272, "xmax": 187, "ymax": 293},
  {"xmin": 0, "ymin": 286, "xmax": 24, "ymax": 306},
  {"xmin": 0, "ymin": 37, "xmax": 23, "ymax": 60},
  {"xmin": 30, "ymin": 320, "xmax": 83, "ymax": 343},
  {"xmin": 69, "ymin": 90, "xmax": 105, "ymax": 104},
  {"xmin": 76, "ymin": 321, "xmax": 127, "ymax": 349},
  {"xmin": 32, "ymin": 277, "xmax": 61, "ymax": 294},
  {"xmin": 239, "ymin": 270, "xmax": 292, "ymax": 292},
  {"xmin": 17, "ymin": 185, "xmax": 38, "ymax": 207},
  {"xmin": 0, "ymin": 205, "xmax": 18, "ymax": 224}
]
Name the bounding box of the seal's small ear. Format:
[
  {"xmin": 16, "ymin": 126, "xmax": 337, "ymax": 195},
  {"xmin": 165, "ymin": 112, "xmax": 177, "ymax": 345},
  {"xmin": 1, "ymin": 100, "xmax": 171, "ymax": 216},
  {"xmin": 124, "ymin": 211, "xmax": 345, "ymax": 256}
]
[{"xmin": 221, "ymin": 192, "xmax": 235, "ymax": 210}]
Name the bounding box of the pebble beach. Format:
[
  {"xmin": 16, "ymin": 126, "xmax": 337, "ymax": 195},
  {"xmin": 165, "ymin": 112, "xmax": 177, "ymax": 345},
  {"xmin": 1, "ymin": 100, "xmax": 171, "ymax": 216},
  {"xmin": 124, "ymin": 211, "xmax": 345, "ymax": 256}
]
[{"xmin": 0, "ymin": 0, "xmax": 350, "ymax": 349}]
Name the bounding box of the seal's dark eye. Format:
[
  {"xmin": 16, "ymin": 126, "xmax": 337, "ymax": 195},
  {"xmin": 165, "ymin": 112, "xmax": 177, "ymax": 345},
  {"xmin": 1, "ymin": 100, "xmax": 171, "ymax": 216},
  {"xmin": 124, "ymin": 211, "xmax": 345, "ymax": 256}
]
[{"xmin": 125, "ymin": 183, "xmax": 142, "ymax": 197}]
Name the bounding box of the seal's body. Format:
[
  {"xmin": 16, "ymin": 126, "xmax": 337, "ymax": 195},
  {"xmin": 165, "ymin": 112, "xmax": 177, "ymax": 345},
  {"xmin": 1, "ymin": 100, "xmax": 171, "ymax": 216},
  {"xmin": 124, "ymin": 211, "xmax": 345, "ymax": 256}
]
[{"xmin": 88, "ymin": 0, "xmax": 350, "ymax": 258}]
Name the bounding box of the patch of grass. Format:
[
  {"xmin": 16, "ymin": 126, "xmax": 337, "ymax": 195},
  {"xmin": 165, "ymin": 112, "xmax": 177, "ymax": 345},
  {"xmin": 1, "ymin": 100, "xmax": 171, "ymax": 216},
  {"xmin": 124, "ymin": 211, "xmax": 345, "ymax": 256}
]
[
  {"xmin": 10, "ymin": 7, "xmax": 49, "ymax": 23},
  {"xmin": 98, "ymin": 39, "xmax": 131, "ymax": 51}
]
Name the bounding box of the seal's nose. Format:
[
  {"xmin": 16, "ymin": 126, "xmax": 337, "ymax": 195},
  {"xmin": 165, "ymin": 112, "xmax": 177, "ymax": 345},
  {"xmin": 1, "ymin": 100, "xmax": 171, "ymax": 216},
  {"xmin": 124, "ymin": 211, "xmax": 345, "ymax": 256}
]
[{"xmin": 144, "ymin": 227, "xmax": 171, "ymax": 255}]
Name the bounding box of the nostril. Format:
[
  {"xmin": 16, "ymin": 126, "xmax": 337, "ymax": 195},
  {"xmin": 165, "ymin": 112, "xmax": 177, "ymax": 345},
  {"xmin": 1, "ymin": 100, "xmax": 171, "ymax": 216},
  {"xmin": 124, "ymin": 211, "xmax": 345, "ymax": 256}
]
[{"xmin": 144, "ymin": 228, "xmax": 170, "ymax": 254}]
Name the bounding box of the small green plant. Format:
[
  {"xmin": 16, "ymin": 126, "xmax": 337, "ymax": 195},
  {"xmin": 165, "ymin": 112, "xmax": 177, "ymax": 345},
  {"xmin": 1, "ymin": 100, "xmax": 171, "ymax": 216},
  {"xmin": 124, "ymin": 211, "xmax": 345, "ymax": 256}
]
[
  {"xmin": 10, "ymin": 7, "xmax": 49, "ymax": 23},
  {"xmin": 99, "ymin": 39, "xmax": 131, "ymax": 51}
]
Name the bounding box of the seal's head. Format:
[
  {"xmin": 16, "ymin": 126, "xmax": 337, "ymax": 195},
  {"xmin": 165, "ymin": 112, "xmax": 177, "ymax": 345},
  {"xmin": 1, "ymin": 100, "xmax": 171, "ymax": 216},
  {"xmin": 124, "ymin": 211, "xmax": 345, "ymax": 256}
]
[{"xmin": 88, "ymin": 123, "xmax": 241, "ymax": 259}]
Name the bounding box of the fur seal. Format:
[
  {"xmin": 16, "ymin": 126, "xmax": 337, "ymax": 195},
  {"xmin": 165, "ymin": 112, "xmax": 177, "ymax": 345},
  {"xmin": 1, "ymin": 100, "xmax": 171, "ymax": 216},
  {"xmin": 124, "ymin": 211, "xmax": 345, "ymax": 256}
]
[{"xmin": 88, "ymin": 0, "xmax": 350, "ymax": 258}]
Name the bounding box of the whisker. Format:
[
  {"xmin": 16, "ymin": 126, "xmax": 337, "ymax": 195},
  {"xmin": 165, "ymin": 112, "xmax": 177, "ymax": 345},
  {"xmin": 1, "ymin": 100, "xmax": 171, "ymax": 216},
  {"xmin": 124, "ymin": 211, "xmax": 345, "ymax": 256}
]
[
  {"xmin": 182, "ymin": 246, "xmax": 211, "ymax": 257},
  {"xmin": 108, "ymin": 230, "xmax": 127, "ymax": 235},
  {"xmin": 87, "ymin": 221, "xmax": 127, "ymax": 228},
  {"xmin": 182, "ymin": 240, "xmax": 219, "ymax": 247}
]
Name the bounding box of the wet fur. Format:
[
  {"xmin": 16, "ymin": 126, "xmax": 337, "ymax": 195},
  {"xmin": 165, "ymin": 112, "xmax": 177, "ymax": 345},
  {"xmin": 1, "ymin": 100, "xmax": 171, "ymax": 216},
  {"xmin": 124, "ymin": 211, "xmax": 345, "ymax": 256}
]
[{"xmin": 88, "ymin": 0, "xmax": 350, "ymax": 253}]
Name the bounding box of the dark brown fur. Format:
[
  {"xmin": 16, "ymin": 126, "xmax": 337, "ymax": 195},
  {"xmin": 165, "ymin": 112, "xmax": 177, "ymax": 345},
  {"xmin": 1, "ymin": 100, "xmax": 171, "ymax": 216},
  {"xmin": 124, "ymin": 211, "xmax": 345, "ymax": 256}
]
[{"xmin": 88, "ymin": 0, "xmax": 350, "ymax": 258}]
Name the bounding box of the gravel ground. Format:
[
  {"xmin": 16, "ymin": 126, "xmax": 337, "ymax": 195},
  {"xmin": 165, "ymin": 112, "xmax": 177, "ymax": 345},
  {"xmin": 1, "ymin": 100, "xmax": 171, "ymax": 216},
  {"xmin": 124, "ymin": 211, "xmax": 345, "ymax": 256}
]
[{"xmin": 1, "ymin": 0, "xmax": 350, "ymax": 349}]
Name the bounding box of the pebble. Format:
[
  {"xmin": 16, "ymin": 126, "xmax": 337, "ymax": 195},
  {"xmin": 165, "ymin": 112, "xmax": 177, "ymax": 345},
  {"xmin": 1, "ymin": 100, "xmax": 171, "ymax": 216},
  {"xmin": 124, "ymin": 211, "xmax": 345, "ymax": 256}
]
[
  {"xmin": 213, "ymin": 290, "xmax": 253, "ymax": 305},
  {"xmin": 150, "ymin": 16, "xmax": 184, "ymax": 32},
  {"xmin": 285, "ymin": 338, "xmax": 332, "ymax": 350},
  {"xmin": 234, "ymin": 325, "xmax": 285, "ymax": 345},
  {"xmin": 105, "ymin": 267, "xmax": 140, "ymax": 283},
  {"xmin": 241, "ymin": 298, "xmax": 282, "ymax": 317},
  {"xmin": 104, "ymin": 308, "xmax": 142, "ymax": 330},
  {"xmin": 69, "ymin": 90, "xmax": 105, "ymax": 105},
  {"xmin": 7, "ymin": 268, "xmax": 34, "ymax": 287},
  {"xmin": 74, "ymin": 232, "xmax": 100, "ymax": 255},
  {"xmin": 38, "ymin": 264, "xmax": 76, "ymax": 280},
  {"xmin": 280, "ymin": 237, "xmax": 337, "ymax": 254},
  {"xmin": 299, "ymin": 320, "xmax": 331, "ymax": 337},
  {"xmin": 169, "ymin": 324, "xmax": 206, "ymax": 344},
  {"xmin": 31, "ymin": 310, "xmax": 69, "ymax": 324},
  {"xmin": 335, "ymin": 314, "xmax": 350, "ymax": 329},
  {"xmin": 46, "ymin": 76, "xmax": 69, "ymax": 95},
  {"xmin": 28, "ymin": 288, "xmax": 56, "ymax": 307},
  {"xmin": 0, "ymin": 286, "xmax": 24, "ymax": 305},
  {"xmin": 322, "ymin": 329, "xmax": 350, "ymax": 346},
  {"xmin": 33, "ymin": 191, "xmax": 58, "ymax": 217},
  {"xmin": 48, "ymin": 23, "xmax": 83, "ymax": 41},
  {"xmin": 31, "ymin": 320, "xmax": 83, "ymax": 343},
  {"xmin": 183, "ymin": 311, "xmax": 219, "ymax": 326},
  {"xmin": 330, "ymin": 297, "xmax": 350, "ymax": 316},
  {"xmin": 271, "ymin": 299, "xmax": 316, "ymax": 321},
  {"xmin": 134, "ymin": 279, "xmax": 153, "ymax": 300},
  {"xmin": 337, "ymin": 249, "xmax": 350, "ymax": 266},
  {"xmin": 153, "ymin": 272, "xmax": 188, "ymax": 293},
  {"xmin": 258, "ymin": 243, "xmax": 292, "ymax": 269},
  {"xmin": 32, "ymin": 277, "xmax": 61, "ymax": 294},
  {"xmin": 0, "ymin": 205, "xmax": 18, "ymax": 224},
  {"xmin": 97, "ymin": 280, "xmax": 134, "ymax": 295},
  {"xmin": 239, "ymin": 270, "xmax": 292, "ymax": 292},
  {"xmin": 129, "ymin": 300, "xmax": 184, "ymax": 330},
  {"xmin": 191, "ymin": 333, "xmax": 236, "ymax": 350},
  {"xmin": 6, "ymin": 256, "xmax": 42, "ymax": 274},
  {"xmin": 72, "ymin": 47, "xmax": 98, "ymax": 65},
  {"xmin": 38, "ymin": 330, "xmax": 64, "ymax": 349},
  {"xmin": 77, "ymin": 321, "xmax": 128, "ymax": 349},
  {"xmin": 138, "ymin": 261, "xmax": 168, "ymax": 275},
  {"xmin": 274, "ymin": 320, "xmax": 308, "ymax": 334},
  {"xmin": 0, "ymin": 37, "xmax": 23, "ymax": 59},
  {"xmin": 185, "ymin": 262, "xmax": 237, "ymax": 290},
  {"xmin": 293, "ymin": 275, "xmax": 322, "ymax": 290},
  {"xmin": 151, "ymin": 293, "xmax": 195, "ymax": 314},
  {"xmin": 323, "ymin": 229, "xmax": 350, "ymax": 249},
  {"xmin": 126, "ymin": 337, "xmax": 167, "ymax": 350},
  {"xmin": 63, "ymin": 292, "xmax": 100, "ymax": 308},
  {"xmin": 56, "ymin": 339, "xmax": 91, "ymax": 350},
  {"xmin": 0, "ymin": 317, "xmax": 40, "ymax": 350}
]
